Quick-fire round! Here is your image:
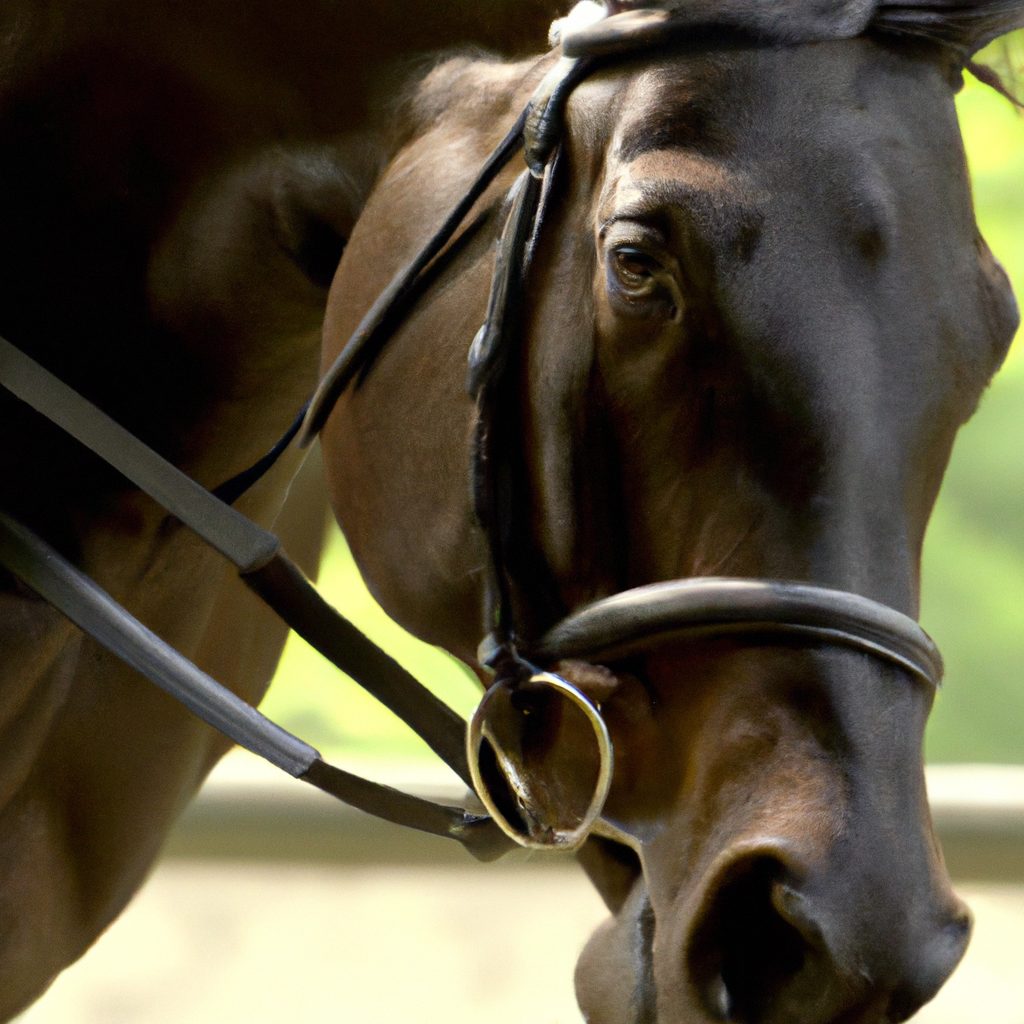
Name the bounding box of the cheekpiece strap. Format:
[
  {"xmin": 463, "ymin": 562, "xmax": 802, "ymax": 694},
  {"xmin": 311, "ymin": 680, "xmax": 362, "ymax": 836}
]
[
  {"xmin": 466, "ymin": 169, "xmax": 542, "ymax": 398},
  {"xmin": 523, "ymin": 56, "xmax": 581, "ymax": 175}
]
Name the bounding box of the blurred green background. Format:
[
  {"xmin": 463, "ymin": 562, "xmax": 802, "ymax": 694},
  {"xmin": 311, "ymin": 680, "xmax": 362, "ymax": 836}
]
[{"xmin": 261, "ymin": 56, "xmax": 1024, "ymax": 766}]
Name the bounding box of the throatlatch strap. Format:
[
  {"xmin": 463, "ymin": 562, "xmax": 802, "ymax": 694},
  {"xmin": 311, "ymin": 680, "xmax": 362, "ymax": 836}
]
[
  {"xmin": 297, "ymin": 107, "xmax": 532, "ymax": 444},
  {"xmin": 212, "ymin": 399, "xmax": 310, "ymax": 506}
]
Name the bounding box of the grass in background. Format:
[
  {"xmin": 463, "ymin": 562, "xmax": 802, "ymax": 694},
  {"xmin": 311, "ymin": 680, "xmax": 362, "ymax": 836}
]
[
  {"xmin": 922, "ymin": 49, "xmax": 1024, "ymax": 762},
  {"xmin": 263, "ymin": 52, "xmax": 1024, "ymax": 765}
]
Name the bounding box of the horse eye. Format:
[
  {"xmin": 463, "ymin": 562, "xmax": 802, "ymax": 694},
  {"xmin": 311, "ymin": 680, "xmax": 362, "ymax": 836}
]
[{"xmin": 611, "ymin": 247, "xmax": 662, "ymax": 287}]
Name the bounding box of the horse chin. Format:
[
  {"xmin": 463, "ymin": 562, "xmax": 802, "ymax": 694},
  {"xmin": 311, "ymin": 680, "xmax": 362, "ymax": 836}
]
[{"xmin": 575, "ymin": 878, "xmax": 658, "ymax": 1024}]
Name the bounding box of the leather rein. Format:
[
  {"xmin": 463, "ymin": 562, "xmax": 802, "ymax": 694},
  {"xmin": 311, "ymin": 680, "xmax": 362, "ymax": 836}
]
[{"xmin": 0, "ymin": 5, "xmax": 942, "ymax": 860}]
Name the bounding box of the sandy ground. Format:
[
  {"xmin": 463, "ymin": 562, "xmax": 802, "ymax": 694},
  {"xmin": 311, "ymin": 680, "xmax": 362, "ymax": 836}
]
[{"xmin": 15, "ymin": 863, "xmax": 1024, "ymax": 1023}]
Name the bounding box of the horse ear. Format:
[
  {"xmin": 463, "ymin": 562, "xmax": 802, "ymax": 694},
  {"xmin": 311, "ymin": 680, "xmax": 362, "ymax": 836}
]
[{"xmin": 871, "ymin": 0, "xmax": 1024, "ymax": 58}]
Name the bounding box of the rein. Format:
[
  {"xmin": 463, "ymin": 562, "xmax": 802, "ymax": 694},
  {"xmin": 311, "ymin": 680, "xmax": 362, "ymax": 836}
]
[
  {"xmin": 0, "ymin": 3, "xmax": 944, "ymax": 857},
  {"xmin": 0, "ymin": 336, "xmax": 513, "ymax": 861}
]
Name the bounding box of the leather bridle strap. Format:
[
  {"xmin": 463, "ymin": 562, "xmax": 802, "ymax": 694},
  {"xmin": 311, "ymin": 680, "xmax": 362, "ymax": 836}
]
[
  {"xmin": 296, "ymin": 53, "xmax": 599, "ymax": 447},
  {"xmin": 534, "ymin": 578, "xmax": 943, "ymax": 687},
  {"xmin": 0, "ymin": 336, "xmax": 514, "ymax": 860},
  {"xmin": 296, "ymin": 107, "xmax": 532, "ymax": 444},
  {"xmin": 0, "ymin": 512, "xmax": 509, "ymax": 859}
]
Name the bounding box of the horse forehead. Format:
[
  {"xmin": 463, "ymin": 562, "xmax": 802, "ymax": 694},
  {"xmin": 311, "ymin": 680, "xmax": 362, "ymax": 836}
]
[
  {"xmin": 591, "ymin": 50, "xmax": 969, "ymax": 263},
  {"xmin": 602, "ymin": 42, "xmax": 954, "ymax": 173},
  {"xmin": 570, "ymin": 51, "xmax": 995, "ymax": 410}
]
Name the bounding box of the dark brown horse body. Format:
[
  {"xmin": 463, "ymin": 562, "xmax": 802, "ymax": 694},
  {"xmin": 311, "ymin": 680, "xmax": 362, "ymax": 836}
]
[
  {"xmin": 0, "ymin": 2, "xmax": 559, "ymax": 1017},
  {"xmin": 318, "ymin": 18, "xmax": 1020, "ymax": 1024}
]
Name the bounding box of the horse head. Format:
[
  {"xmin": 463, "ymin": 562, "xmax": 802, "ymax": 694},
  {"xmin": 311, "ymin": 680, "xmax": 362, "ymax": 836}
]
[{"xmin": 317, "ymin": 4, "xmax": 1021, "ymax": 1021}]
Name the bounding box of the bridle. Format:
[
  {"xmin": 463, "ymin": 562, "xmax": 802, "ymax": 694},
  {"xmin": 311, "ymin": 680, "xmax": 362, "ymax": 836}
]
[{"xmin": 0, "ymin": 2, "xmax": 943, "ymax": 861}]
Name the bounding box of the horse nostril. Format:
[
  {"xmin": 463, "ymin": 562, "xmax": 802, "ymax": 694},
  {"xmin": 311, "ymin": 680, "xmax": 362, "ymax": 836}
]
[
  {"xmin": 687, "ymin": 856, "xmax": 809, "ymax": 1022},
  {"xmin": 686, "ymin": 853, "xmax": 973, "ymax": 1024}
]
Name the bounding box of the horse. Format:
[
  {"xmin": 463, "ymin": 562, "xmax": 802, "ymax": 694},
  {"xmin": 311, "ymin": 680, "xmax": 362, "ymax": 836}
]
[
  {"xmin": 0, "ymin": 1, "xmax": 561, "ymax": 1017},
  {"xmin": 311, "ymin": 3, "xmax": 1023, "ymax": 1021}
]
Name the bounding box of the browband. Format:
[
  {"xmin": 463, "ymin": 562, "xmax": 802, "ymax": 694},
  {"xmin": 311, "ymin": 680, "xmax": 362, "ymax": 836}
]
[{"xmin": 558, "ymin": 3, "xmax": 876, "ymax": 57}]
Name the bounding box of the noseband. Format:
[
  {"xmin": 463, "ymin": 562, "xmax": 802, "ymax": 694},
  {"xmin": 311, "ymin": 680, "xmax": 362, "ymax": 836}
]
[{"xmin": 0, "ymin": 3, "xmax": 942, "ymax": 858}]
